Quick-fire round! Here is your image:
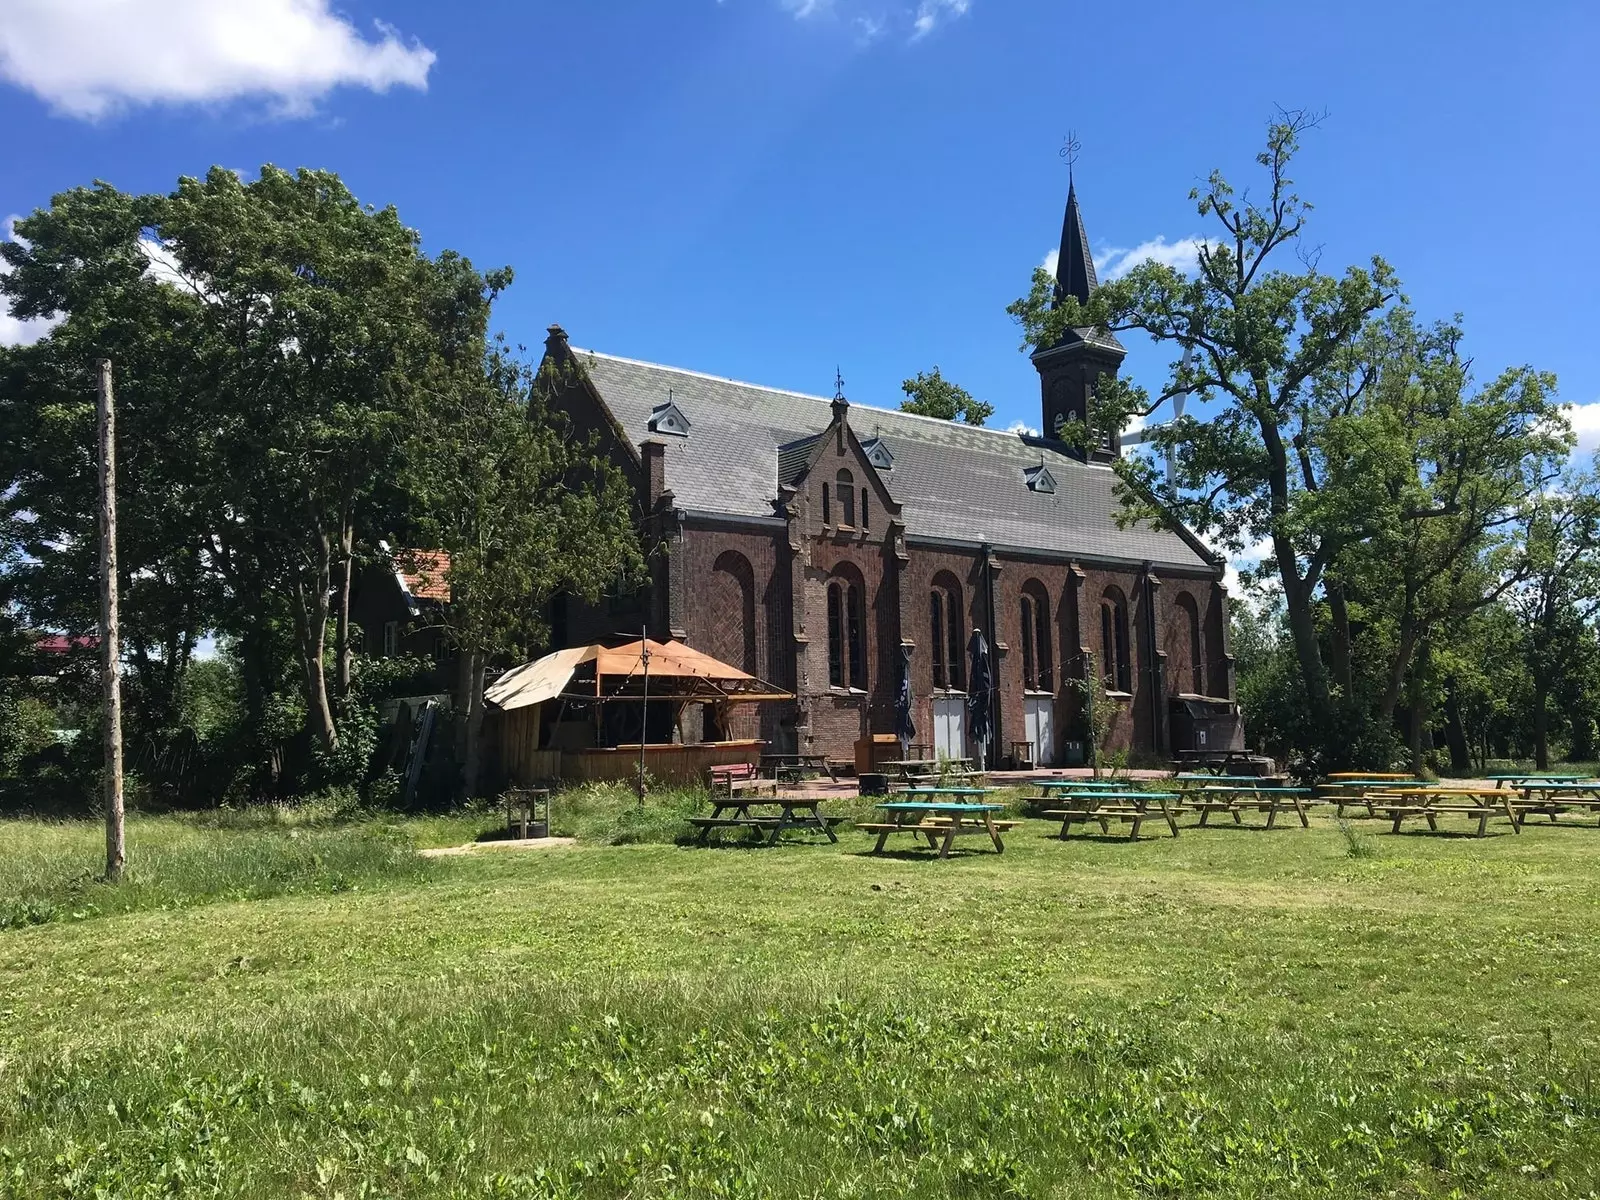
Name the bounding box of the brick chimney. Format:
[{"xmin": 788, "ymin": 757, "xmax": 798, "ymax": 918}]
[{"xmin": 640, "ymin": 439, "xmax": 667, "ymax": 508}]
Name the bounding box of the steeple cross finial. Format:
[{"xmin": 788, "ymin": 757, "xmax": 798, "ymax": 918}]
[{"xmin": 1060, "ymin": 130, "xmax": 1081, "ymax": 185}]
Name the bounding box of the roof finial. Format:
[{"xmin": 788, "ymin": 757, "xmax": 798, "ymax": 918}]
[
  {"xmin": 1060, "ymin": 129, "xmax": 1081, "ymax": 188},
  {"xmin": 834, "ymin": 366, "xmax": 846, "ymax": 401}
]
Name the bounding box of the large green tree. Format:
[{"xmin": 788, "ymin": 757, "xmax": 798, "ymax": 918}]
[{"xmin": 899, "ymin": 367, "xmax": 993, "ymax": 426}]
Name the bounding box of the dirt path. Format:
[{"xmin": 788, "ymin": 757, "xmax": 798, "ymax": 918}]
[{"xmin": 421, "ymin": 837, "xmax": 578, "ymax": 858}]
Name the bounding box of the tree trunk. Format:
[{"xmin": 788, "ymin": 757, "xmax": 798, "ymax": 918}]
[
  {"xmin": 461, "ymin": 651, "xmax": 487, "ymax": 802},
  {"xmin": 292, "ymin": 535, "xmax": 338, "ymax": 752},
  {"xmin": 1442, "ymin": 679, "xmax": 1471, "ymax": 774},
  {"xmin": 1326, "ymin": 578, "xmax": 1354, "ymax": 695},
  {"xmin": 1533, "ymin": 673, "xmax": 1551, "ymax": 770},
  {"xmin": 1378, "ymin": 616, "xmax": 1420, "ymax": 725},
  {"xmin": 333, "ymin": 523, "xmax": 354, "ymax": 715},
  {"xmin": 1278, "ymin": 558, "xmax": 1333, "ymax": 734},
  {"xmin": 97, "ymin": 358, "xmax": 125, "ymax": 884}
]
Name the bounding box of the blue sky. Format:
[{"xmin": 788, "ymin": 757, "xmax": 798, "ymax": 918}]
[{"xmin": 4, "ymin": 0, "xmax": 1599, "ymax": 457}]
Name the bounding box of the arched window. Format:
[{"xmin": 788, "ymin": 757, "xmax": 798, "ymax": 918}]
[
  {"xmin": 836, "ymin": 469, "xmax": 856, "ymax": 527},
  {"xmin": 828, "ymin": 575, "xmax": 867, "ymax": 690},
  {"xmin": 1100, "ymin": 586, "xmax": 1131, "ymax": 693},
  {"xmin": 1176, "ymin": 592, "xmax": 1204, "ymax": 695},
  {"xmin": 1020, "ymin": 581, "xmax": 1052, "ymax": 691},
  {"xmin": 930, "ymin": 574, "xmax": 964, "ymax": 690}
]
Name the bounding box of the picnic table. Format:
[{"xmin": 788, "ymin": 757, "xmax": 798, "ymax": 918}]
[
  {"xmin": 1041, "ymin": 790, "xmax": 1180, "ymax": 840},
  {"xmin": 1316, "ymin": 778, "xmax": 1433, "ymax": 818},
  {"xmin": 1022, "ymin": 777, "xmax": 1133, "ymax": 813},
  {"xmin": 1178, "ymin": 784, "xmax": 1316, "ymax": 829},
  {"xmin": 1373, "ymin": 787, "xmax": 1520, "ymax": 838},
  {"xmin": 1508, "ymin": 780, "xmax": 1600, "ymax": 827},
  {"xmin": 1328, "ymin": 771, "xmax": 1413, "ymax": 780},
  {"xmin": 1488, "ymin": 771, "xmax": 1594, "ymax": 786},
  {"xmin": 1172, "ymin": 772, "xmax": 1282, "ymax": 785},
  {"xmin": 859, "ymin": 789, "xmax": 1011, "ymax": 858},
  {"xmin": 688, "ymin": 796, "xmax": 842, "ymax": 846},
  {"xmin": 759, "ymin": 752, "xmax": 839, "ymax": 782},
  {"xmin": 880, "ymin": 758, "xmax": 984, "ymax": 789}
]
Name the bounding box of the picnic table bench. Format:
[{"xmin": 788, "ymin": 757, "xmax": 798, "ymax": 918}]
[
  {"xmin": 1178, "ymin": 784, "xmax": 1316, "ymax": 829},
  {"xmin": 1022, "ymin": 777, "xmax": 1134, "ymax": 814},
  {"xmin": 1041, "ymin": 790, "xmax": 1180, "ymax": 840},
  {"xmin": 1373, "ymin": 787, "xmax": 1520, "ymax": 837},
  {"xmin": 707, "ymin": 763, "xmax": 778, "ymax": 798},
  {"xmin": 859, "ymin": 790, "xmax": 1012, "ymax": 858},
  {"xmin": 688, "ymin": 796, "xmax": 842, "ymax": 846}
]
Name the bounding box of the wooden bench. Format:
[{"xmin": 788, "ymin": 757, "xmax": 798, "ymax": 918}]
[{"xmin": 707, "ymin": 763, "xmax": 777, "ymax": 798}]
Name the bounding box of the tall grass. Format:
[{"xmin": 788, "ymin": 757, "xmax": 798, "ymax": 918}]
[{"xmin": 0, "ymin": 813, "xmax": 430, "ymax": 930}]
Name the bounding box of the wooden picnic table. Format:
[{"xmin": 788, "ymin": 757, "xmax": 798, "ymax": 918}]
[
  {"xmin": 1489, "ymin": 771, "xmax": 1594, "ymax": 786},
  {"xmin": 1178, "ymin": 784, "xmax": 1317, "ymax": 829},
  {"xmin": 759, "ymin": 752, "xmax": 838, "ymax": 782},
  {"xmin": 688, "ymin": 796, "xmax": 842, "ymax": 846},
  {"xmin": 1374, "ymin": 787, "xmax": 1520, "ymax": 838},
  {"xmin": 1041, "ymin": 790, "xmax": 1180, "ymax": 840},
  {"xmin": 860, "ymin": 790, "xmax": 1010, "ymax": 858},
  {"xmin": 1023, "ymin": 777, "xmax": 1133, "ymax": 813},
  {"xmin": 1173, "ymin": 772, "xmax": 1282, "ymax": 784},
  {"xmin": 1316, "ymin": 779, "xmax": 1432, "ymax": 818},
  {"xmin": 880, "ymin": 758, "xmax": 983, "ymax": 790},
  {"xmin": 1328, "ymin": 771, "xmax": 1413, "ymax": 780}
]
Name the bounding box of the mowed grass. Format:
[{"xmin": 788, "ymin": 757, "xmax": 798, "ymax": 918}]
[{"xmin": 3, "ymin": 797, "xmax": 1600, "ymax": 1198}]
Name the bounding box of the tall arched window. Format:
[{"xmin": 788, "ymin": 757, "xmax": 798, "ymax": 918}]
[
  {"xmin": 828, "ymin": 574, "xmax": 866, "ymax": 690},
  {"xmin": 1100, "ymin": 586, "xmax": 1131, "ymax": 693},
  {"xmin": 1176, "ymin": 592, "xmax": 1204, "ymax": 695},
  {"xmin": 836, "ymin": 469, "xmax": 856, "ymax": 527},
  {"xmin": 1020, "ymin": 581, "xmax": 1052, "ymax": 691},
  {"xmin": 930, "ymin": 574, "xmax": 964, "ymax": 690}
]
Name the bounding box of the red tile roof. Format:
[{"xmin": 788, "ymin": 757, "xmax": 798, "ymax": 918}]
[{"xmin": 396, "ymin": 550, "xmax": 451, "ymax": 602}]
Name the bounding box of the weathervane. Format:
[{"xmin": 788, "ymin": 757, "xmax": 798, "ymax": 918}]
[
  {"xmin": 834, "ymin": 366, "xmax": 846, "ymax": 400},
  {"xmin": 1060, "ymin": 130, "xmax": 1081, "ymax": 184}
]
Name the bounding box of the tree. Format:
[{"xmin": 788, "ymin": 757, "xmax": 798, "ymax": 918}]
[
  {"xmin": 403, "ymin": 340, "xmax": 643, "ymax": 800},
  {"xmin": 900, "ymin": 367, "xmax": 993, "ymax": 425},
  {"xmin": 1506, "ymin": 466, "xmax": 1600, "ymax": 768},
  {"xmin": 1009, "ymin": 111, "xmax": 1569, "ymax": 766}
]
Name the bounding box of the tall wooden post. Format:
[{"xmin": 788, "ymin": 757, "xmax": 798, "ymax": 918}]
[
  {"xmin": 97, "ymin": 359, "xmax": 125, "ymax": 882},
  {"xmin": 637, "ymin": 627, "xmax": 649, "ymax": 804}
]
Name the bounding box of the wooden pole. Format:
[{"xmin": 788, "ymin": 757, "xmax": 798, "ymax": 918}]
[
  {"xmin": 637, "ymin": 627, "xmax": 649, "ymax": 804},
  {"xmin": 97, "ymin": 358, "xmax": 125, "ymax": 882}
]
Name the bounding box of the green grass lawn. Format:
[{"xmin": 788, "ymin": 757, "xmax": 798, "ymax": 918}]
[{"xmin": 4, "ymin": 795, "xmax": 1600, "ymax": 1198}]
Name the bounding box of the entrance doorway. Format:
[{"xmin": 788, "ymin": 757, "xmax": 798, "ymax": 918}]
[
  {"xmin": 1023, "ymin": 694, "xmax": 1055, "ymax": 767},
  {"xmin": 932, "ymin": 693, "xmax": 966, "ymax": 760}
]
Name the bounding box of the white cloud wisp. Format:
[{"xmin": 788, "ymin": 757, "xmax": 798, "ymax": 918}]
[
  {"xmin": 0, "ymin": 217, "xmax": 58, "ymax": 347},
  {"xmin": 0, "ymin": 0, "xmax": 435, "ymax": 120}
]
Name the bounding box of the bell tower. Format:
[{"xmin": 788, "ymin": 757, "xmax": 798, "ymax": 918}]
[{"xmin": 1033, "ymin": 175, "xmax": 1126, "ymax": 459}]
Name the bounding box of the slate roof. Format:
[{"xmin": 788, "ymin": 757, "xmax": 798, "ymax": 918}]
[{"xmin": 573, "ymin": 349, "xmax": 1215, "ymax": 572}]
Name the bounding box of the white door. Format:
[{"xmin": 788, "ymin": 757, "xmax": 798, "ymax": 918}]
[
  {"xmin": 932, "ymin": 694, "xmax": 966, "ymax": 760},
  {"xmin": 1024, "ymin": 695, "xmax": 1055, "ymax": 766}
]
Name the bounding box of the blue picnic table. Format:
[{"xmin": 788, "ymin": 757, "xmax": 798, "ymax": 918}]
[
  {"xmin": 863, "ymin": 791, "xmax": 1009, "ymax": 857},
  {"xmin": 1041, "ymin": 790, "xmax": 1180, "ymax": 840},
  {"xmin": 1179, "ymin": 783, "xmax": 1317, "ymax": 829}
]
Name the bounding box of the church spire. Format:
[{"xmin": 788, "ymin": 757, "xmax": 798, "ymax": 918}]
[{"xmin": 1053, "ymin": 178, "xmax": 1098, "ymax": 308}]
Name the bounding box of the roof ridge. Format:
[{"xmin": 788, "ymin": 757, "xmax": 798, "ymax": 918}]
[{"xmin": 572, "ymin": 346, "xmax": 1072, "ymax": 449}]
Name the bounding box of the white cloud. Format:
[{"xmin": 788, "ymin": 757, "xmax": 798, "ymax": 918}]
[
  {"xmin": 0, "ymin": 216, "xmax": 59, "ymax": 347},
  {"xmin": 1096, "ymin": 237, "xmax": 1209, "ymax": 281},
  {"xmin": 911, "ymin": 0, "xmax": 970, "ymax": 37},
  {"xmin": 1005, "ymin": 419, "xmax": 1040, "ymax": 437},
  {"xmin": 1042, "ymin": 247, "xmax": 1059, "ymax": 279},
  {"xmin": 0, "ymin": 0, "xmax": 435, "ymax": 120},
  {"xmin": 1563, "ymin": 401, "xmax": 1600, "ymax": 457},
  {"xmin": 1223, "ymin": 536, "xmax": 1276, "ymax": 602}
]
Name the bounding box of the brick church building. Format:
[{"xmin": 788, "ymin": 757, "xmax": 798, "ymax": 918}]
[{"xmin": 537, "ymin": 180, "xmax": 1236, "ymax": 766}]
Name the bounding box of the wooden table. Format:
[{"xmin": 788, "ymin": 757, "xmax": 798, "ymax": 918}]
[
  {"xmin": 860, "ymin": 791, "xmax": 1009, "ymax": 858},
  {"xmin": 759, "ymin": 752, "xmax": 837, "ymax": 782},
  {"xmin": 1489, "ymin": 772, "xmax": 1594, "ymax": 787},
  {"xmin": 1041, "ymin": 790, "xmax": 1180, "ymax": 840},
  {"xmin": 1374, "ymin": 787, "xmax": 1520, "ymax": 837},
  {"xmin": 1178, "ymin": 784, "xmax": 1316, "ymax": 829},
  {"xmin": 1172, "ymin": 772, "xmax": 1284, "ymax": 785},
  {"xmin": 1023, "ymin": 778, "xmax": 1132, "ymax": 813},
  {"xmin": 1316, "ymin": 779, "xmax": 1432, "ymax": 818},
  {"xmin": 1328, "ymin": 771, "xmax": 1413, "ymax": 781},
  {"xmin": 880, "ymin": 759, "xmax": 981, "ymax": 790},
  {"xmin": 688, "ymin": 797, "xmax": 841, "ymax": 846}
]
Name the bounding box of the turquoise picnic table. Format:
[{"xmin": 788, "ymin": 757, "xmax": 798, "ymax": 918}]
[
  {"xmin": 1172, "ymin": 773, "xmax": 1277, "ymax": 784},
  {"xmin": 1487, "ymin": 772, "xmax": 1593, "ymax": 786},
  {"xmin": 861, "ymin": 790, "xmax": 1010, "ymax": 857},
  {"xmin": 1509, "ymin": 779, "xmax": 1600, "ymax": 826},
  {"xmin": 1041, "ymin": 790, "xmax": 1180, "ymax": 840}
]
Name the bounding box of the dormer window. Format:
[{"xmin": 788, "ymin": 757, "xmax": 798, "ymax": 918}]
[
  {"xmin": 648, "ymin": 399, "xmax": 691, "ymax": 437},
  {"xmin": 861, "ymin": 436, "xmax": 894, "ymax": 471},
  {"xmin": 1023, "ymin": 463, "xmax": 1057, "ymax": 494}
]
